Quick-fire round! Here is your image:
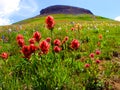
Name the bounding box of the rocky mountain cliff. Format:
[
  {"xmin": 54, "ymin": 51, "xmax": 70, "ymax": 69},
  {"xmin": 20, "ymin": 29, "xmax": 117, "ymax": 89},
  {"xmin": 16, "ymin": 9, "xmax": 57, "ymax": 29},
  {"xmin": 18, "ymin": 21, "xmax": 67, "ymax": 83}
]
[{"xmin": 40, "ymin": 5, "xmax": 93, "ymax": 15}]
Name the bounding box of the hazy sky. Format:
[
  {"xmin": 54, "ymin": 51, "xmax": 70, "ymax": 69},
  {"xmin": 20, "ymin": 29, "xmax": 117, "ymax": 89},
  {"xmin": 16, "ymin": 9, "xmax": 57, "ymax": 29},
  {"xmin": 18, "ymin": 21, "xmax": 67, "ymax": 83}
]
[{"xmin": 0, "ymin": 0, "xmax": 120, "ymax": 25}]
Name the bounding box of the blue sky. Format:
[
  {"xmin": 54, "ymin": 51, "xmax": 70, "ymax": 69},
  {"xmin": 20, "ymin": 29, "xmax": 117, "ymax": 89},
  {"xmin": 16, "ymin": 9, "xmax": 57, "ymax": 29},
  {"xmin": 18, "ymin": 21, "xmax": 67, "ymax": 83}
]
[{"xmin": 0, "ymin": 0, "xmax": 120, "ymax": 25}]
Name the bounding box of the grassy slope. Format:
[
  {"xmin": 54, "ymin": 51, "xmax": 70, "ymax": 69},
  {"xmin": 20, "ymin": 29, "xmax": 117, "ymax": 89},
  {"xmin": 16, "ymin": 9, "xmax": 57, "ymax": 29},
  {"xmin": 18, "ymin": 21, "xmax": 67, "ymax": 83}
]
[
  {"xmin": 0, "ymin": 14, "xmax": 120, "ymax": 89},
  {"xmin": 13, "ymin": 14, "xmax": 114, "ymax": 24}
]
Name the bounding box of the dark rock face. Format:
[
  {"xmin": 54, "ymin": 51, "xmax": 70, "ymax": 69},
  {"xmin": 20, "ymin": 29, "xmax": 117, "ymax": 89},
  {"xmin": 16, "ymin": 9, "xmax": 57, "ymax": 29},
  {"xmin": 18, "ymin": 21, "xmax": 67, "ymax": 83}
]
[{"xmin": 40, "ymin": 5, "xmax": 93, "ymax": 15}]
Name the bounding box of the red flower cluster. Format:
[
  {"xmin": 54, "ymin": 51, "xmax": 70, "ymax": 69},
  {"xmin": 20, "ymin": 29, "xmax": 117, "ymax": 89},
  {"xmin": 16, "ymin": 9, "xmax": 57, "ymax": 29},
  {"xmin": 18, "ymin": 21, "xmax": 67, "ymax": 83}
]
[
  {"xmin": 17, "ymin": 39, "xmax": 25, "ymax": 47},
  {"xmin": 96, "ymin": 50, "xmax": 101, "ymax": 55},
  {"xmin": 16, "ymin": 33, "xmax": 39, "ymax": 59},
  {"xmin": 85, "ymin": 63, "xmax": 90, "ymax": 68},
  {"xmin": 16, "ymin": 34, "xmax": 24, "ymax": 41},
  {"xmin": 54, "ymin": 39, "xmax": 61, "ymax": 46},
  {"xmin": 21, "ymin": 45, "xmax": 31, "ymax": 59},
  {"xmin": 21, "ymin": 44, "xmax": 37, "ymax": 59},
  {"xmin": 64, "ymin": 36, "xmax": 69, "ymax": 41},
  {"xmin": 45, "ymin": 15, "xmax": 55, "ymax": 30},
  {"xmin": 29, "ymin": 44, "xmax": 38, "ymax": 53},
  {"xmin": 33, "ymin": 31, "xmax": 41, "ymax": 42},
  {"xmin": 0, "ymin": 52, "xmax": 8, "ymax": 59},
  {"xmin": 89, "ymin": 53, "xmax": 95, "ymax": 58},
  {"xmin": 89, "ymin": 49, "xmax": 101, "ymax": 58},
  {"xmin": 70, "ymin": 39, "xmax": 80, "ymax": 50},
  {"xmin": 39, "ymin": 40, "xmax": 50, "ymax": 54},
  {"xmin": 16, "ymin": 34, "xmax": 25, "ymax": 47},
  {"xmin": 62, "ymin": 36, "xmax": 69, "ymax": 44},
  {"xmin": 29, "ymin": 38, "xmax": 36, "ymax": 44},
  {"xmin": 54, "ymin": 46, "xmax": 61, "ymax": 53},
  {"xmin": 71, "ymin": 27, "xmax": 75, "ymax": 31},
  {"xmin": 46, "ymin": 37, "xmax": 51, "ymax": 43},
  {"xmin": 96, "ymin": 59, "xmax": 101, "ymax": 64}
]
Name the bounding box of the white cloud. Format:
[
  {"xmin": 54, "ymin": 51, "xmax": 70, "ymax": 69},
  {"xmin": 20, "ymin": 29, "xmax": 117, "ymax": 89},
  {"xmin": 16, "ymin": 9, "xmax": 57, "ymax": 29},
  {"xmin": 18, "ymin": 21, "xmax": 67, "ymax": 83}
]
[
  {"xmin": 0, "ymin": 0, "xmax": 38, "ymax": 26},
  {"xmin": 0, "ymin": 0, "xmax": 20, "ymax": 25},
  {"xmin": 16, "ymin": 0, "xmax": 38, "ymax": 17},
  {"xmin": 0, "ymin": 18, "xmax": 11, "ymax": 25},
  {"xmin": 115, "ymin": 16, "xmax": 120, "ymax": 21}
]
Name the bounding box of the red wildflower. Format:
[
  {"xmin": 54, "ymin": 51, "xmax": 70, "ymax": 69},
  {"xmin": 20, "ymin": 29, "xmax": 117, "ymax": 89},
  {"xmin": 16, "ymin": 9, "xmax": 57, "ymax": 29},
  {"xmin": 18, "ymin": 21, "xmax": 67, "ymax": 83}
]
[
  {"xmin": 46, "ymin": 37, "xmax": 51, "ymax": 43},
  {"xmin": 33, "ymin": 31, "xmax": 41, "ymax": 42},
  {"xmin": 85, "ymin": 64, "xmax": 90, "ymax": 68},
  {"xmin": 29, "ymin": 38, "xmax": 36, "ymax": 44},
  {"xmin": 16, "ymin": 34, "xmax": 24, "ymax": 41},
  {"xmin": 62, "ymin": 36, "xmax": 69, "ymax": 44},
  {"xmin": 70, "ymin": 39, "xmax": 80, "ymax": 50},
  {"xmin": 97, "ymin": 42, "xmax": 101, "ymax": 46},
  {"xmin": 99, "ymin": 34, "xmax": 102, "ymax": 39},
  {"xmin": 17, "ymin": 39, "xmax": 25, "ymax": 47},
  {"xmin": 96, "ymin": 60, "xmax": 101, "ymax": 64},
  {"xmin": 54, "ymin": 39, "xmax": 61, "ymax": 46},
  {"xmin": 64, "ymin": 36, "xmax": 69, "ymax": 41},
  {"xmin": 39, "ymin": 40, "xmax": 50, "ymax": 54},
  {"xmin": 54, "ymin": 46, "xmax": 61, "ymax": 53},
  {"xmin": 96, "ymin": 50, "xmax": 101, "ymax": 55},
  {"xmin": 21, "ymin": 45, "xmax": 31, "ymax": 59},
  {"xmin": 89, "ymin": 53, "xmax": 95, "ymax": 58},
  {"xmin": 29, "ymin": 44, "xmax": 37, "ymax": 53},
  {"xmin": 45, "ymin": 15, "xmax": 55, "ymax": 30},
  {"xmin": 0, "ymin": 52, "xmax": 8, "ymax": 59},
  {"xmin": 71, "ymin": 27, "xmax": 75, "ymax": 31}
]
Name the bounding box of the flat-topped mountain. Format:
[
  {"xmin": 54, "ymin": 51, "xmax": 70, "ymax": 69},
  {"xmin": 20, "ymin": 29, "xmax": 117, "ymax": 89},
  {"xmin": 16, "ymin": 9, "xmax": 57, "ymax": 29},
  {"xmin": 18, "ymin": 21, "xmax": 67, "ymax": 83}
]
[{"xmin": 40, "ymin": 5, "xmax": 93, "ymax": 15}]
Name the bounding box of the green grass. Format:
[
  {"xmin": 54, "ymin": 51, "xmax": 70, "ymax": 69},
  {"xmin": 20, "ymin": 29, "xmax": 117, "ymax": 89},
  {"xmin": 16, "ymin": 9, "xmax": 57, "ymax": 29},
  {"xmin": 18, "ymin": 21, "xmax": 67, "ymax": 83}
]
[
  {"xmin": 0, "ymin": 14, "xmax": 120, "ymax": 90},
  {"xmin": 13, "ymin": 14, "xmax": 113, "ymax": 24}
]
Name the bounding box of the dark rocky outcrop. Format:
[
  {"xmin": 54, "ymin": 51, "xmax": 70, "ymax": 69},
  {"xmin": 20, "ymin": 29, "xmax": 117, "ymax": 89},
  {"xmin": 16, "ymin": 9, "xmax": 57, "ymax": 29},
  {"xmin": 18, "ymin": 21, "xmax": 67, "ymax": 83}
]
[{"xmin": 40, "ymin": 5, "xmax": 93, "ymax": 15}]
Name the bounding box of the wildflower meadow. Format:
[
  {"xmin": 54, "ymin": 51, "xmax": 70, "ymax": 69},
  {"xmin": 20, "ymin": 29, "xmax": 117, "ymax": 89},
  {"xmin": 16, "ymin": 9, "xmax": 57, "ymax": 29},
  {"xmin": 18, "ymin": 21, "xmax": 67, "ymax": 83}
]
[{"xmin": 0, "ymin": 14, "xmax": 120, "ymax": 90}]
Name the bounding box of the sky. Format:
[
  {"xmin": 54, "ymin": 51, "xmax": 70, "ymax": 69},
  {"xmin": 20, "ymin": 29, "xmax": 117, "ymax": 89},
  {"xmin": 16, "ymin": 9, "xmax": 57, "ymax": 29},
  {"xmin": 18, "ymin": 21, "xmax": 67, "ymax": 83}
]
[{"xmin": 0, "ymin": 0, "xmax": 120, "ymax": 25}]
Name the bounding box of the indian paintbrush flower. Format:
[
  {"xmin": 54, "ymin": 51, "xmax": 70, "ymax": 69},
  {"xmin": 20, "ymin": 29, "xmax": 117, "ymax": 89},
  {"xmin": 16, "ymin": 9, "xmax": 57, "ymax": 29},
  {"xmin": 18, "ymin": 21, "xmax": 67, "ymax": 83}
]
[
  {"xmin": 85, "ymin": 63, "xmax": 90, "ymax": 68},
  {"xmin": 16, "ymin": 34, "xmax": 24, "ymax": 41},
  {"xmin": 46, "ymin": 37, "xmax": 51, "ymax": 43},
  {"xmin": 39, "ymin": 40, "xmax": 50, "ymax": 54},
  {"xmin": 54, "ymin": 39, "xmax": 61, "ymax": 46},
  {"xmin": 71, "ymin": 27, "xmax": 75, "ymax": 31},
  {"xmin": 33, "ymin": 31, "xmax": 41, "ymax": 42},
  {"xmin": 45, "ymin": 15, "xmax": 55, "ymax": 30},
  {"xmin": 96, "ymin": 59, "xmax": 101, "ymax": 64},
  {"xmin": 54, "ymin": 46, "xmax": 61, "ymax": 53},
  {"xmin": 70, "ymin": 39, "xmax": 80, "ymax": 50},
  {"xmin": 17, "ymin": 39, "xmax": 25, "ymax": 47},
  {"xmin": 29, "ymin": 44, "xmax": 37, "ymax": 53},
  {"xmin": 99, "ymin": 34, "xmax": 102, "ymax": 39},
  {"xmin": 0, "ymin": 52, "xmax": 8, "ymax": 59},
  {"xmin": 96, "ymin": 50, "xmax": 101, "ymax": 55},
  {"xmin": 29, "ymin": 38, "xmax": 36, "ymax": 44},
  {"xmin": 21, "ymin": 45, "xmax": 31, "ymax": 59},
  {"xmin": 89, "ymin": 53, "xmax": 95, "ymax": 58},
  {"xmin": 62, "ymin": 36, "xmax": 69, "ymax": 44}
]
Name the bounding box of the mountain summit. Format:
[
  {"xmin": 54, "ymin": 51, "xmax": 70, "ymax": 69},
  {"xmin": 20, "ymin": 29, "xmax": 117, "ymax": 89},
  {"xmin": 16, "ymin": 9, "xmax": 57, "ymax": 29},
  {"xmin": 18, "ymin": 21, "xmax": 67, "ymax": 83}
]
[{"xmin": 40, "ymin": 5, "xmax": 93, "ymax": 15}]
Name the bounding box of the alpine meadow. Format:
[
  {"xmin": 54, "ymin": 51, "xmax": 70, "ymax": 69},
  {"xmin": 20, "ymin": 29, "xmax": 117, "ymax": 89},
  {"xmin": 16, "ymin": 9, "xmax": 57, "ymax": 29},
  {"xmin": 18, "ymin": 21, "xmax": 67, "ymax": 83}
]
[{"xmin": 0, "ymin": 14, "xmax": 120, "ymax": 90}]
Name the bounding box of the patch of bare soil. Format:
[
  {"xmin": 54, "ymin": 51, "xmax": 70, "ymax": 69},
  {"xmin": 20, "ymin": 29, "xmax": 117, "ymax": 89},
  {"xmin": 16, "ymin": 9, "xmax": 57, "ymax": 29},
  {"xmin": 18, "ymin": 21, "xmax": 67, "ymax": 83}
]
[
  {"xmin": 110, "ymin": 80, "xmax": 120, "ymax": 90},
  {"xmin": 99, "ymin": 58, "xmax": 120, "ymax": 90}
]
